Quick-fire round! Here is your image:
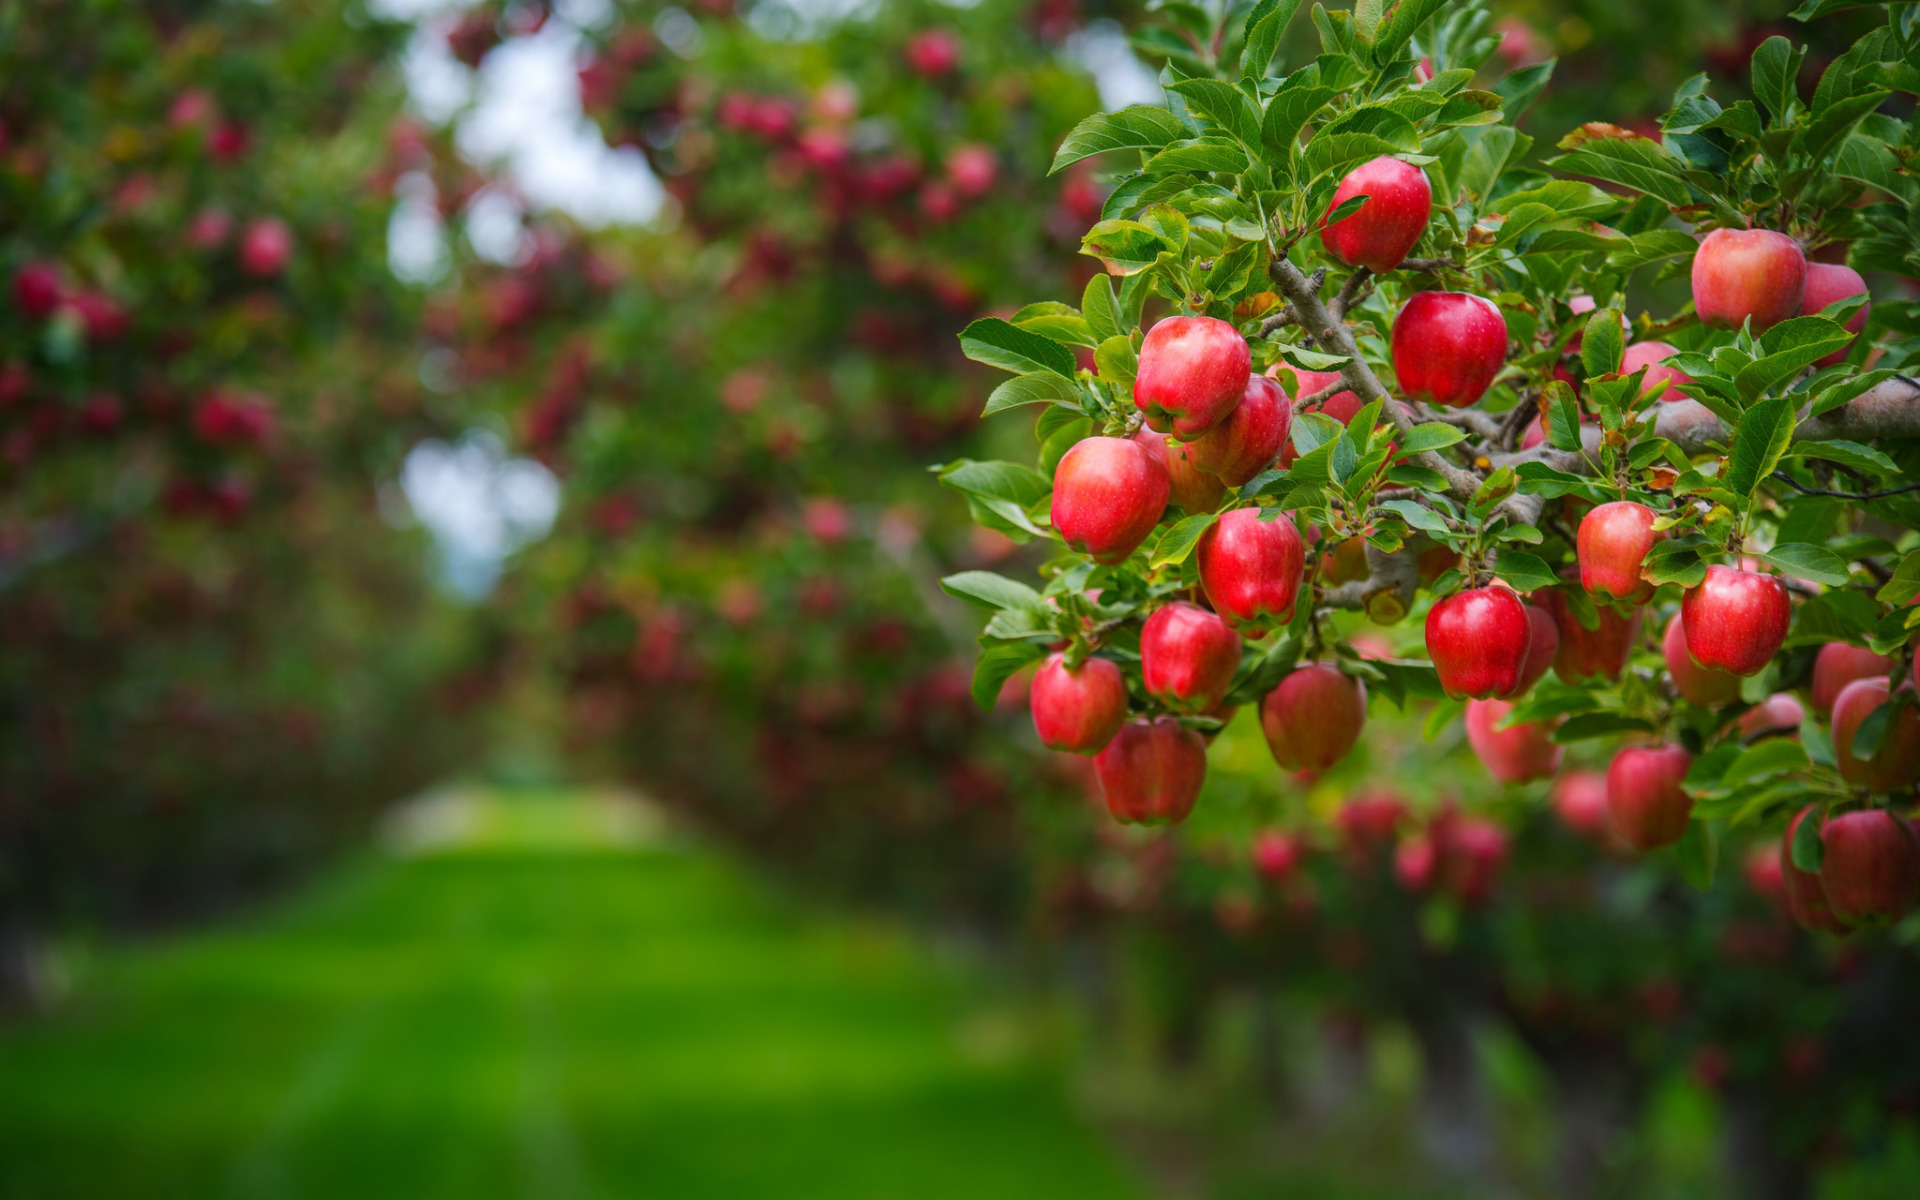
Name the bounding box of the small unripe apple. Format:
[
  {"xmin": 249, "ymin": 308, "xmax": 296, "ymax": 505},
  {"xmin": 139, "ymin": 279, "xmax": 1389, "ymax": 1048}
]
[
  {"xmin": 1093, "ymin": 716, "xmax": 1207, "ymax": 826},
  {"xmin": 1606, "ymin": 743, "xmax": 1694, "ymax": 851},
  {"xmin": 1186, "ymin": 373, "xmax": 1290, "ymax": 486},
  {"xmin": 1134, "ymin": 316, "xmax": 1252, "ymax": 439},
  {"xmin": 1691, "ymin": 227, "xmax": 1807, "ymax": 332},
  {"xmin": 1197, "ymin": 507, "xmax": 1305, "ymax": 633},
  {"xmin": 1538, "ymin": 587, "xmax": 1641, "ymax": 684},
  {"xmin": 1818, "ymin": 809, "xmax": 1920, "ymax": 929},
  {"xmin": 1831, "ymin": 676, "xmax": 1920, "ymax": 793},
  {"xmin": 1390, "ymin": 291, "xmax": 1507, "ymax": 409},
  {"xmin": 1738, "ymin": 693, "xmax": 1806, "ymax": 740},
  {"xmin": 1620, "ymin": 341, "xmax": 1695, "ymax": 403},
  {"xmin": 1158, "ymin": 434, "xmax": 1226, "ymax": 512},
  {"xmin": 1577, "ymin": 500, "xmax": 1661, "ymax": 603},
  {"xmin": 1811, "ymin": 642, "xmax": 1893, "ymax": 717},
  {"xmin": 1465, "ymin": 697, "xmax": 1562, "ymax": 784},
  {"xmin": 1260, "ymin": 661, "xmax": 1366, "ymax": 771},
  {"xmin": 1504, "ymin": 603, "xmax": 1558, "ymax": 697},
  {"xmin": 1030, "ymin": 652, "xmax": 1127, "ymax": 755},
  {"xmin": 1661, "ymin": 613, "xmax": 1741, "ymax": 706},
  {"xmin": 1799, "ymin": 262, "xmax": 1869, "ymax": 367},
  {"xmin": 1141, "ymin": 601, "xmax": 1242, "ymax": 713},
  {"xmin": 1782, "ymin": 807, "xmax": 1847, "ymax": 934},
  {"xmin": 1051, "ymin": 435, "xmax": 1168, "ymax": 564},
  {"xmin": 1551, "ymin": 770, "xmax": 1611, "ymax": 838},
  {"xmin": 1425, "ymin": 585, "xmax": 1530, "ymax": 699},
  {"xmin": 1319, "ymin": 155, "xmax": 1432, "ymax": 273},
  {"xmin": 1681, "ymin": 565, "xmax": 1789, "ymax": 677}
]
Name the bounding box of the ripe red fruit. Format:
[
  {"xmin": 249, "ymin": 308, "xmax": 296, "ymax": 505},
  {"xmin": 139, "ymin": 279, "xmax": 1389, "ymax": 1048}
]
[
  {"xmin": 1782, "ymin": 807, "xmax": 1848, "ymax": 934},
  {"xmin": 12, "ymin": 262, "xmax": 63, "ymax": 319},
  {"xmin": 1738, "ymin": 693, "xmax": 1806, "ymax": 740},
  {"xmin": 1197, "ymin": 508, "xmax": 1305, "ymax": 633},
  {"xmin": 1504, "ymin": 604, "xmax": 1558, "ymax": 697},
  {"xmin": 1606, "ymin": 744, "xmax": 1694, "ymax": 851},
  {"xmin": 1157, "ymin": 435, "xmax": 1226, "ymax": 512},
  {"xmin": 1551, "ymin": 770, "xmax": 1611, "ymax": 838},
  {"xmin": 1662, "ymin": 613, "xmax": 1741, "ymax": 706},
  {"xmin": 1051, "ymin": 435, "xmax": 1169, "ymax": 565},
  {"xmin": 1336, "ymin": 790, "xmax": 1406, "ymax": 859},
  {"xmin": 1093, "ymin": 717, "xmax": 1207, "ymax": 826},
  {"xmin": 239, "ymin": 218, "xmax": 293, "ymax": 277},
  {"xmin": 1818, "ymin": 809, "xmax": 1920, "ymax": 929},
  {"xmin": 1831, "ymin": 677, "xmax": 1920, "ymax": 793},
  {"xmin": 1252, "ymin": 829, "xmax": 1302, "ymax": 880},
  {"xmin": 1577, "ymin": 500, "xmax": 1661, "ymax": 604},
  {"xmin": 1800, "ymin": 262, "xmax": 1869, "ymax": 367},
  {"xmin": 1811, "ymin": 642, "xmax": 1894, "ymax": 717},
  {"xmin": 1319, "ymin": 155, "xmax": 1432, "ymax": 273},
  {"xmin": 1141, "ymin": 601, "xmax": 1242, "ymax": 713},
  {"xmin": 944, "ymin": 143, "xmax": 997, "ymax": 197},
  {"xmin": 1465, "ymin": 698, "xmax": 1562, "ymax": 784},
  {"xmin": 1259, "ymin": 662, "xmax": 1366, "ymax": 771},
  {"xmin": 1030, "ymin": 652, "xmax": 1127, "ymax": 755},
  {"xmin": 1439, "ymin": 818, "xmax": 1508, "ymax": 905},
  {"xmin": 1680, "ymin": 565, "xmax": 1789, "ymax": 677},
  {"xmin": 1389, "ymin": 291, "xmax": 1507, "ymax": 408},
  {"xmin": 1538, "ymin": 588, "xmax": 1641, "ymax": 684},
  {"xmin": 1620, "ymin": 340, "xmax": 1695, "ymax": 403},
  {"xmin": 1133, "ymin": 316, "xmax": 1252, "ymax": 439},
  {"xmin": 1186, "ymin": 374, "xmax": 1291, "ymax": 486},
  {"xmin": 1425, "ymin": 585, "xmax": 1530, "ymax": 699},
  {"xmin": 905, "ymin": 29, "xmax": 961, "ymax": 77},
  {"xmin": 1691, "ymin": 227, "xmax": 1807, "ymax": 333}
]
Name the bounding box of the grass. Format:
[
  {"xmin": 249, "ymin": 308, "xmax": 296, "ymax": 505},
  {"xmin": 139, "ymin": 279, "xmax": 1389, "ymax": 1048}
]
[{"xmin": 0, "ymin": 789, "xmax": 1146, "ymax": 1200}]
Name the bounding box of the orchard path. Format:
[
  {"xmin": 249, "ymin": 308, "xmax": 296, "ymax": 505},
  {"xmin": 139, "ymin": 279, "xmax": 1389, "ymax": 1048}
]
[{"xmin": 0, "ymin": 789, "xmax": 1146, "ymax": 1200}]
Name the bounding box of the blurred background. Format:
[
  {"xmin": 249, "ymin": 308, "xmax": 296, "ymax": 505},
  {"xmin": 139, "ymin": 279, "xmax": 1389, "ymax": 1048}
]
[{"xmin": 2, "ymin": 1, "xmax": 1917, "ymax": 1198}]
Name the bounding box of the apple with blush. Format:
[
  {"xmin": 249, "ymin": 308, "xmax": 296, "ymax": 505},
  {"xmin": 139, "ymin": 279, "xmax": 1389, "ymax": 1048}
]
[
  {"xmin": 1390, "ymin": 291, "xmax": 1508, "ymax": 408},
  {"xmin": 1680, "ymin": 565, "xmax": 1789, "ymax": 676},
  {"xmin": 1141, "ymin": 601, "xmax": 1242, "ymax": 713},
  {"xmin": 1185, "ymin": 373, "xmax": 1291, "ymax": 486},
  {"xmin": 1551, "ymin": 770, "xmax": 1611, "ymax": 839},
  {"xmin": 1504, "ymin": 603, "xmax": 1558, "ymax": 697},
  {"xmin": 1197, "ymin": 507, "xmax": 1305, "ymax": 633},
  {"xmin": 1811, "ymin": 642, "xmax": 1893, "ymax": 717},
  {"xmin": 1818, "ymin": 809, "xmax": 1920, "ymax": 929},
  {"xmin": 1093, "ymin": 717, "xmax": 1207, "ymax": 826},
  {"xmin": 1425, "ymin": 584, "xmax": 1530, "ymax": 699},
  {"xmin": 1781, "ymin": 807, "xmax": 1848, "ymax": 934},
  {"xmin": 1799, "ymin": 262, "xmax": 1869, "ymax": 367},
  {"xmin": 1464, "ymin": 697, "xmax": 1561, "ymax": 784},
  {"xmin": 1577, "ymin": 500, "xmax": 1662, "ymax": 603},
  {"xmin": 1691, "ymin": 227, "xmax": 1807, "ymax": 332},
  {"xmin": 1662, "ymin": 613, "xmax": 1741, "ymax": 706},
  {"xmin": 1831, "ymin": 676, "xmax": 1920, "ymax": 793},
  {"xmin": 1051, "ymin": 435, "xmax": 1168, "ymax": 564},
  {"xmin": 1133, "ymin": 315, "xmax": 1251, "ymax": 439},
  {"xmin": 1029, "ymin": 652, "xmax": 1127, "ymax": 755},
  {"xmin": 1620, "ymin": 341, "xmax": 1696, "ymax": 403},
  {"xmin": 1259, "ymin": 661, "xmax": 1365, "ymax": 771},
  {"xmin": 1738, "ymin": 693, "xmax": 1806, "ymax": 741},
  {"xmin": 1606, "ymin": 743, "xmax": 1694, "ymax": 851},
  {"xmin": 1319, "ymin": 155, "xmax": 1432, "ymax": 273}
]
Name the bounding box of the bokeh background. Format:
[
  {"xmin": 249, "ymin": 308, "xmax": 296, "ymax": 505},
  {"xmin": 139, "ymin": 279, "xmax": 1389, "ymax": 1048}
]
[{"xmin": 2, "ymin": 2, "xmax": 1916, "ymax": 1198}]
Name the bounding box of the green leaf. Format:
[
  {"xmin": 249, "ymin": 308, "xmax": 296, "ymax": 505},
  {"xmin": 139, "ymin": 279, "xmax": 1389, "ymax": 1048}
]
[
  {"xmin": 1373, "ymin": 0, "xmax": 1447, "ymax": 63},
  {"xmin": 1492, "ymin": 60, "xmax": 1556, "ymax": 122},
  {"xmin": 1277, "ymin": 343, "xmax": 1351, "ymax": 371},
  {"xmin": 1791, "ymin": 809, "xmax": 1824, "ymax": 873},
  {"xmin": 1151, "ymin": 511, "xmax": 1219, "ymax": 567},
  {"xmin": 982, "ymin": 372, "xmax": 1083, "ymax": 417},
  {"xmin": 1722, "ymin": 738, "xmax": 1811, "ymax": 787},
  {"xmin": 1852, "ymin": 701, "xmax": 1892, "ymax": 761},
  {"xmin": 1094, "ymin": 335, "xmax": 1138, "ymax": 388},
  {"xmin": 1547, "ymin": 130, "xmax": 1693, "ymax": 207},
  {"xmin": 1757, "ymin": 542, "xmax": 1851, "ymax": 588},
  {"xmin": 1552, "ymin": 712, "xmax": 1658, "ymax": 743},
  {"xmin": 1144, "ymin": 138, "xmax": 1252, "ymax": 175},
  {"xmin": 1733, "ymin": 316, "xmax": 1856, "ymax": 401},
  {"xmin": 938, "ymin": 460, "xmax": 1053, "ymax": 537},
  {"xmin": 1750, "ymin": 36, "xmax": 1804, "ymax": 125},
  {"xmin": 1493, "ymin": 550, "xmax": 1557, "ymax": 593},
  {"xmin": 959, "ymin": 318, "xmax": 1078, "ymax": 378},
  {"xmin": 1581, "ymin": 306, "xmax": 1625, "ymax": 377},
  {"xmin": 1675, "ymin": 819, "xmax": 1717, "ymax": 892},
  {"xmin": 1241, "ymin": 0, "xmax": 1306, "ymax": 81},
  {"xmin": 1052, "ymin": 106, "xmax": 1191, "ymax": 173},
  {"xmin": 1165, "ymin": 78, "xmax": 1262, "ymax": 147},
  {"xmin": 1795, "ymin": 439, "xmax": 1898, "ymax": 476},
  {"xmin": 1877, "ymin": 549, "xmax": 1920, "ymax": 606},
  {"xmin": 941, "ymin": 571, "xmax": 1044, "ymax": 611},
  {"xmin": 1080, "ymin": 219, "xmax": 1180, "ymax": 277},
  {"xmin": 1011, "ymin": 301, "xmax": 1096, "ymax": 347},
  {"xmin": 1378, "ymin": 497, "xmax": 1453, "ymax": 534},
  {"xmin": 1544, "ymin": 379, "xmax": 1583, "ymax": 451},
  {"xmin": 1081, "ymin": 275, "xmax": 1123, "ymax": 344},
  {"xmin": 1261, "ymin": 79, "xmax": 1340, "ymax": 154},
  {"xmin": 1399, "ymin": 422, "xmax": 1468, "ymax": 454},
  {"xmin": 1304, "ymin": 133, "xmax": 1424, "ymax": 183},
  {"xmin": 971, "ymin": 639, "xmax": 1047, "ymax": 710},
  {"xmin": 1725, "ymin": 396, "xmax": 1795, "ymax": 499}
]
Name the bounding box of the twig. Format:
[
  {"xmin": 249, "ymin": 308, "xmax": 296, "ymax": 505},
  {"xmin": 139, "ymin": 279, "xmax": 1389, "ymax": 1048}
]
[
  {"xmin": 1292, "ymin": 378, "xmax": 1350, "ymax": 412},
  {"xmin": 1497, "ymin": 392, "xmax": 1539, "ymax": 452},
  {"xmin": 1399, "ymin": 257, "xmax": 1453, "ymax": 274},
  {"xmin": 1330, "ymin": 267, "xmax": 1373, "ymax": 321},
  {"xmin": 1424, "ymin": 407, "xmax": 1504, "ymax": 440},
  {"xmin": 1767, "ymin": 472, "xmax": 1920, "ymax": 501},
  {"xmin": 1257, "ymin": 306, "xmax": 1300, "ymax": 336}
]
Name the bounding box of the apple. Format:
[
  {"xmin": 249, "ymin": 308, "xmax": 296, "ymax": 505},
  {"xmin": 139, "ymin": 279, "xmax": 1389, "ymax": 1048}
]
[
  {"xmin": 1158, "ymin": 435, "xmax": 1227, "ymax": 512},
  {"xmin": 945, "ymin": 143, "xmax": 997, "ymax": 198},
  {"xmin": 1389, "ymin": 291, "xmax": 1508, "ymax": 409},
  {"xmin": 1094, "ymin": 717, "xmax": 1206, "ymax": 826},
  {"xmin": 1661, "ymin": 613, "xmax": 1741, "ymax": 706},
  {"xmin": 1425, "ymin": 585, "xmax": 1530, "ymax": 699},
  {"xmin": 1738, "ymin": 692, "xmax": 1806, "ymax": 740},
  {"xmin": 1606, "ymin": 743, "xmax": 1694, "ymax": 851},
  {"xmin": 1465, "ymin": 697, "xmax": 1562, "ymax": 784},
  {"xmin": 1811, "ymin": 642, "xmax": 1893, "ymax": 717},
  {"xmin": 1781, "ymin": 807, "xmax": 1848, "ymax": 934},
  {"xmin": 1831, "ymin": 676, "xmax": 1920, "ymax": 793},
  {"xmin": 1252, "ymin": 829, "xmax": 1302, "ymax": 880},
  {"xmin": 1336, "ymin": 790, "xmax": 1407, "ymax": 859},
  {"xmin": 1551, "ymin": 770, "xmax": 1611, "ymax": 838},
  {"xmin": 1141, "ymin": 601, "xmax": 1242, "ymax": 713},
  {"xmin": 1680, "ymin": 565, "xmax": 1789, "ymax": 676},
  {"xmin": 905, "ymin": 29, "xmax": 960, "ymax": 77},
  {"xmin": 1503, "ymin": 603, "xmax": 1558, "ymax": 697},
  {"xmin": 1133, "ymin": 315, "xmax": 1252, "ymax": 439},
  {"xmin": 1051, "ymin": 435, "xmax": 1169, "ymax": 564},
  {"xmin": 1800, "ymin": 262, "xmax": 1869, "ymax": 367},
  {"xmin": 1319, "ymin": 155, "xmax": 1432, "ymax": 273},
  {"xmin": 1439, "ymin": 818, "xmax": 1508, "ymax": 905},
  {"xmin": 1030, "ymin": 652, "xmax": 1127, "ymax": 755},
  {"xmin": 1818, "ymin": 809, "xmax": 1920, "ymax": 928},
  {"xmin": 1186, "ymin": 373, "xmax": 1291, "ymax": 485},
  {"xmin": 1197, "ymin": 507, "xmax": 1305, "ymax": 633},
  {"xmin": 1691, "ymin": 227, "xmax": 1807, "ymax": 333},
  {"xmin": 12, "ymin": 261, "xmax": 63, "ymax": 319},
  {"xmin": 1260, "ymin": 661, "xmax": 1366, "ymax": 770},
  {"xmin": 1619, "ymin": 341, "xmax": 1695, "ymax": 403},
  {"xmin": 1538, "ymin": 587, "xmax": 1642, "ymax": 684},
  {"xmin": 1577, "ymin": 500, "xmax": 1661, "ymax": 603}
]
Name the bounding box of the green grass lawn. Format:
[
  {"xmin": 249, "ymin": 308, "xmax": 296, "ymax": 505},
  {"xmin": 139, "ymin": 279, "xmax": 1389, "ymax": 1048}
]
[{"xmin": 0, "ymin": 790, "xmax": 1146, "ymax": 1200}]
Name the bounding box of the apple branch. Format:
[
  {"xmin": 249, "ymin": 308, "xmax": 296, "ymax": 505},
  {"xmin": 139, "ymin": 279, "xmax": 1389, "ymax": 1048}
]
[
  {"xmin": 1655, "ymin": 378, "xmax": 1920, "ymax": 455},
  {"xmin": 1321, "ymin": 540, "xmax": 1421, "ymax": 617}
]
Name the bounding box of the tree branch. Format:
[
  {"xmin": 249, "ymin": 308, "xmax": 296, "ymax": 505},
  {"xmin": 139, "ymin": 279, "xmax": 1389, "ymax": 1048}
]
[
  {"xmin": 1321, "ymin": 540, "xmax": 1421, "ymax": 620},
  {"xmin": 1654, "ymin": 379, "xmax": 1920, "ymax": 455},
  {"xmin": 1331, "ymin": 267, "xmax": 1373, "ymax": 321}
]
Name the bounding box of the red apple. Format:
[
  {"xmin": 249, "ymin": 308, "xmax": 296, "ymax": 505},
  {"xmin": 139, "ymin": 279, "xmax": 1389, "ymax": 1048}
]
[
  {"xmin": 1133, "ymin": 315, "xmax": 1251, "ymax": 439},
  {"xmin": 1831, "ymin": 676, "xmax": 1920, "ymax": 793},
  {"xmin": 1738, "ymin": 693, "xmax": 1806, "ymax": 740},
  {"xmin": 1197, "ymin": 507, "xmax": 1305, "ymax": 633},
  {"xmin": 1141, "ymin": 601, "xmax": 1242, "ymax": 713},
  {"xmin": 1691, "ymin": 227, "xmax": 1807, "ymax": 333},
  {"xmin": 1503, "ymin": 603, "xmax": 1558, "ymax": 697},
  {"xmin": 1782, "ymin": 807, "xmax": 1848, "ymax": 934},
  {"xmin": 1093, "ymin": 717, "xmax": 1207, "ymax": 826},
  {"xmin": 905, "ymin": 29, "xmax": 960, "ymax": 77},
  {"xmin": 1336, "ymin": 790, "xmax": 1407, "ymax": 859},
  {"xmin": 1578, "ymin": 500, "xmax": 1662, "ymax": 603},
  {"xmin": 1390, "ymin": 291, "xmax": 1508, "ymax": 408},
  {"xmin": 1253, "ymin": 829, "xmax": 1302, "ymax": 880},
  {"xmin": 1799, "ymin": 262, "xmax": 1869, "ymax": 367},
  {"xmin": 1260, "ymin": 661, "xmax": 1366, "ymax": 771},
  {"xmin": 1319, "ymin": 155, "xmax": 1432, "ymax": 273},
  {"xmin": 239, "ymin": 217, "xmax": 293, "ymax": 277},
  {"xmin": 1680, "ymin": 565, "xmax": 1789, "ymax": 676},
  {"xmin": 1186, "ymin": 373, "xmax": 1291, "ymax": 485},
  {"xmin": 1051, "ymin": 435, "xmax": 1168, "ymax": 564},
  {"xmin": 1606, "ymin": 743, "xmax": 1694, "ymax": 851},
  {"xmin": 1439, "ymin": 817, "xmax": 1508, "ymax": 905},
  {"xmin": 945, "ymin": 143, "xmax": 997, "ymax": 197},
  {"xmin": 12, "ymin": 261, "xmax": 63, "ymax": 320},
  {"xmin": 1465, "ymin": 697, "xmax": 1562, "ymax": 784},
  {"xmin": 1811, "ymin": 642, "xmax": 1893, "ymax": 717},
  {"xmin": 1662, "ymin": 613, "xmax": 1741, "ymax": 706},
  {"xmin": 1620, "ymin": 341, "xmax": 1695, "ymax": 403},
  {"xmin": 1158, "ymin": 434, "xmax": 1227, "ymax": 512},
  {"xmin": 1425, "ymin": 585, "xmax": 1530, "ymax": 699},
  {"xmin": 1030, "ymin": 652, "xmax": 1127, "ymax": 755},
  {"xmin": 1818, "ymin": 809, "xmax": 1920, "ymax": 928},
  {"xmin": 1539, "ymin": 587, "xmax": 1642, "ymax": 684},
  {"xmin": 1551, "ymin": 770, "xmax": 1611, "ymax": 838}
]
